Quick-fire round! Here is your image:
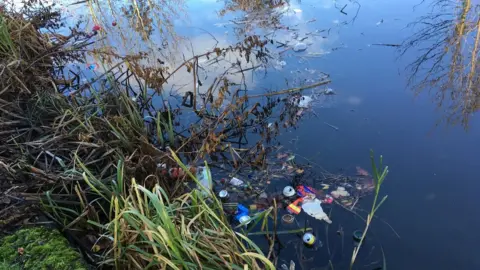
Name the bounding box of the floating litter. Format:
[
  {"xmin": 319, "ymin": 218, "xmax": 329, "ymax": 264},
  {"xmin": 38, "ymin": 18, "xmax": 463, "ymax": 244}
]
[
  {"xmin": 286, "ymin": 198, "xmax": 303, "ymax": 214},
  {"xmin": 302, "ymin": 198, "xmax": 332, "ymax": 223},
  {"xmin": 324, "ymin": 88, "xmax": 335, "ymax": 95},
  {"xmin": 323, "ymin": 195, "xmax": 334, "ymax": 204},
  {"xmin": 235, "ymin": 204, "xmax": 251, "ymax": 225},
  {"xmin": 297, "ymin": 95, "xmax": 313, "ymax": 108},
  {"xmin": 219, "ymin": 190, "xmax": 229, "ymax": 200},
  {"xmin": 283, "ymin": 186, "xmax": 295, "ymax": 197},
  {"xmin": 282, "ymin": 214, "xmax": 295, "ymax": 224},
  {"xmin": 353, "ymin": 230, "xmax": 363, "ymax": 242},
  {"xmin": 238, "ymin": 215, "xmax": 251, "ymax": 225},
  {"xmin": 230, "ymin": 177, "xmax": 244, "ymax": 186},
  {"xmin": 302, "ymin": 232, "xmax": 316, "ymax": 245},
  {"xmin": 87, "ymin": 63, "xmax": 99, "ymax": 71},
  {"xmin": 293, "ymin": 42, "xmax": 307, "ymax": 52}
]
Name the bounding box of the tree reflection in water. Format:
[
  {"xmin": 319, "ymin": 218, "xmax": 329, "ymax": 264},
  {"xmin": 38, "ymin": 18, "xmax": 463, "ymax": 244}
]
[{"xmin": 402, "ymin": 0, "xmax": 479, "ymax": 128}]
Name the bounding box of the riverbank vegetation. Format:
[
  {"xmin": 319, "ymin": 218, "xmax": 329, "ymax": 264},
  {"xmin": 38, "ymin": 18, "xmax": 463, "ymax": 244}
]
[{"xmin": 0, "ymin": 1, "xmax": 390, "ymax": 269}]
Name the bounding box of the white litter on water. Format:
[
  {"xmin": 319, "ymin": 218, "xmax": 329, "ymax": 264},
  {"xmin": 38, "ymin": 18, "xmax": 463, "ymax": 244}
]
[
  {"xmin": 331, "ymin": 186, "xmax": 350, "ymax": 198},
  {"xmin": 230, "ymin": 177, "xmax": 244, "ymax": 186},
  {"xmin": 324, "ymin": 88, "xmax": 335, "ymax": 95},
  {"xmin": 298, "ymin": 95, "xmax": 313, "ymax": 108},
  {"xmin": 302, "ymin": 198, "xmax": 332, "ymax": 223},
  {"xmin": 293, "ymin": 8, "xmax": 303, "ymax": 13},
  {"xmin": 293, "ymin": 43, "xmax": 307, "ymax": 52}
]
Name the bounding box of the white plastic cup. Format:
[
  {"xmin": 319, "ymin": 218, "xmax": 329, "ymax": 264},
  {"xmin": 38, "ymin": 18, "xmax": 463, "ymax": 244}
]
[{"xmin": 283, "ymin": 186, "xmax": 295, "ymax": 197}]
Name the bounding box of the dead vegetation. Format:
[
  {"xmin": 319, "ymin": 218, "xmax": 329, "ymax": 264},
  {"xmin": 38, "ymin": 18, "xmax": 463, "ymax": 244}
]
[
  {"xmin": 0, "ymin": 11, "xmax": 56, "ymax": 99},
  {"xmin": 0, "ymin": 1, "xmax": 331, "ymax": 268}
]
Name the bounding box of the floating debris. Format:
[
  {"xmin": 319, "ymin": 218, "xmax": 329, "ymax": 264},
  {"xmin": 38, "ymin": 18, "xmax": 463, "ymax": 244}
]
[
  {"xmin": 287, "ymin": 198, "xmax": 303, "ymax": 214},
  {"xmin": 283, "ymin": 186, "xmax": 296, "ymax": 197},
  {"xmin": 293, "ymin": 42, "xmax": 307, "ymax": 52},
  {"xmin": 324, "ymin": 88, "xmax": 335, "ymax": 95},
  {"xmin": 235, "ymin": 204, "xmax": 251, "ymax": 224},
  {"xmin": 230, "ymin": 177, "xmax": 244, "ymax": 186},
  {"xmin": 356, "ymin": 166, "xmax": 369, "ymax": 176},
  {"xmin": 353, "ymin": 230, "xmax": 363, "ymax": 242},
  {"xmin": 197, "ymin": 167, "xmax": 212, "ymax": 196},
  {"xmin": 87, "ymin": 63, "xmax": 99, "ymax": 71},
  {"xmin": 372, "ymin": 43, "xmax": 401, "ymax": 47},
  {"xmin": 324, "ymin": 122, "xmax": 339, "ymax": 131},
  {"xmin": 219, "ymin": 190, "xmax": 229, "ymax": 201},
  {"xmin": 323, "ymin": 195, "xmax": 334, "ymax": 204},
  {"xmin": 302, "ymin": 198, "xmax": 332, "ymax": 223},
  {"xmin": 296, "ymin": 185, "xmax": 316, "ymax": 198},
  {"xmin": 298, "ymin": 96, "xmax": 313, "ymax": 108},
  {"xmin": 274, "ymin": 60, "xmax": 287, "ymax": 70},
  {"xmin": 282, "ymin": 214, "xmax": 295, "ymax": 224},
  {"xmin": 302, "ymin": 232, "xmax": 316, "ymax": 245},
  {"xmin": 280, "ymin": 261, "xmax": 296, "ymax": 270},
  {"xmin": 376, "ymin": 19, "xmax": 384, "ymax": 26},
  {"xmin": 331, "ymin": 186, "xmax": 350, "ymax": 198}
]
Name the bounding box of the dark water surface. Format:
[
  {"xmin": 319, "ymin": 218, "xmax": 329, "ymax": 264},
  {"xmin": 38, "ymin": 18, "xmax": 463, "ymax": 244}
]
[
  {"xmin": 58, "ymin": 0, "xmax": 480, "ymax": 268},
  {"xmin": 195, "ymin": 1, "xmax": 479, "ymax": 268}
]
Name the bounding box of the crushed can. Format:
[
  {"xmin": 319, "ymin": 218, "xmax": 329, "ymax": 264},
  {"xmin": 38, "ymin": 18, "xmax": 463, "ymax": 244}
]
[
  {"xmin": 218, "ymin": 190, "xmax": 229, "ymax": 202},
  {"xmin": 302, "ymin": 232, "xmax": 316, "ymax": 246}
]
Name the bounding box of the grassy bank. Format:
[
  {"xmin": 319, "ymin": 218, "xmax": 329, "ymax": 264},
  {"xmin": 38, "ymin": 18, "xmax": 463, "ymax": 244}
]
[
  {"xmin": 0, "ymin": 2, "xmax": 390, "ymax": 269},
  {"xmin": 0, "ymin": 6, "xmax": 277, "ymax": 269}
]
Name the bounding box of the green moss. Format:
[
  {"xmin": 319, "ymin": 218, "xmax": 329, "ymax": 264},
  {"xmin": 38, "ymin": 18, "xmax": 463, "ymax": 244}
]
[{"xmin": 0, "ymin": 227, "xmax": 87, "ymax": 270}]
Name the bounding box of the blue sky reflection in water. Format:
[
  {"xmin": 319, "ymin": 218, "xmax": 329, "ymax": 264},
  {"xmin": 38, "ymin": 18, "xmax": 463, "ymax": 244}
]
[
  {"xmin": 183, "ymin": 1, "xmax": 480, "ymax": 268},
  {"xmin": 198, "ymin": 1, "xmax": 479, "ymax": 269},
  {"xmin": 51, "ymin": 0, "xmax": 480, "ymax": 268}
]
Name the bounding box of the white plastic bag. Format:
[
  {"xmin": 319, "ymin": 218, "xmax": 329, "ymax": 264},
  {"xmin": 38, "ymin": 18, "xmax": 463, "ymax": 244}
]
[{"xmin": 302, "ymin": 198, "xmax": 332, "ymax": 223}]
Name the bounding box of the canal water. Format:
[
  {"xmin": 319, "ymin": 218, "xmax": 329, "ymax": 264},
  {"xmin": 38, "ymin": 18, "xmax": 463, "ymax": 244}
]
[{"xmin": 50, "ymin": 0, "xmax": 480, "ymax": 268}]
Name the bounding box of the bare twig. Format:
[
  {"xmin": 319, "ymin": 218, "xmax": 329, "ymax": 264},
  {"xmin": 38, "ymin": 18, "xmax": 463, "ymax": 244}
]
[{"xmin": 247, "ymin": 80, "xmax": 331, "ymax": 98}]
